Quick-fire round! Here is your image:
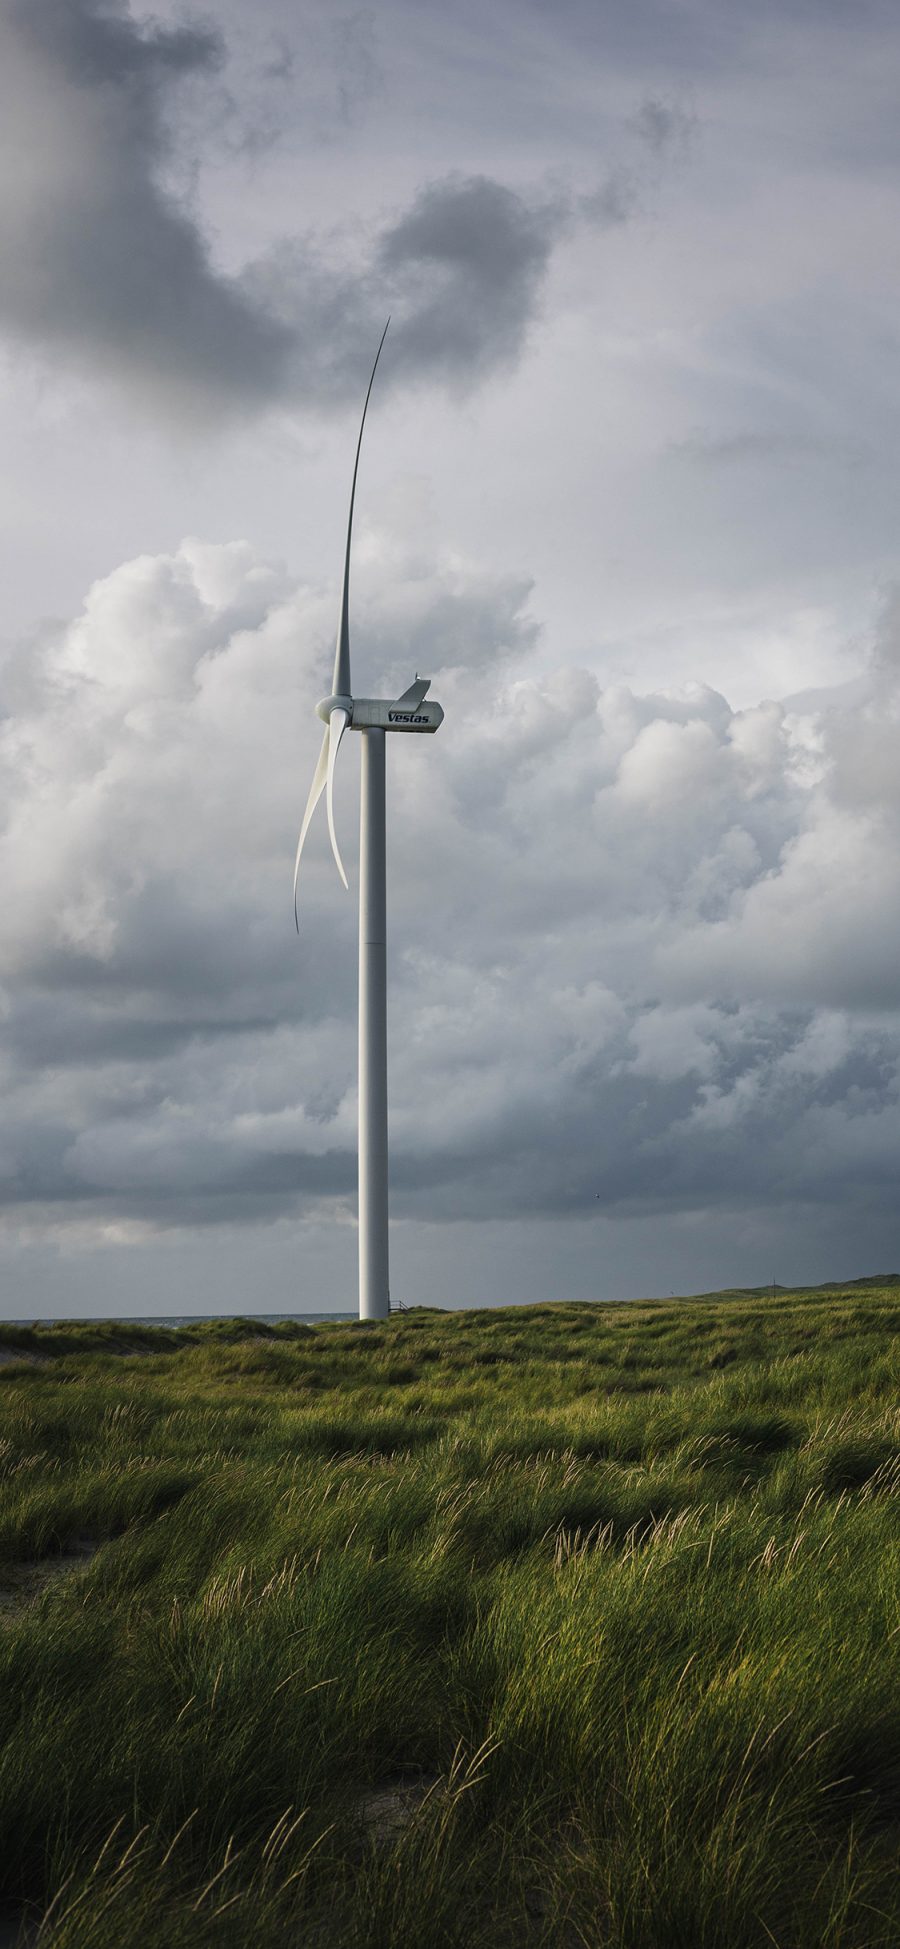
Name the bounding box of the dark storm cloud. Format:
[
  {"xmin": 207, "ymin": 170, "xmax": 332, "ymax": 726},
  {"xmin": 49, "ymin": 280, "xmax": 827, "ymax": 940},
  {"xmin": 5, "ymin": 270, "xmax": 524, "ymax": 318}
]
[
  {"xmin": 0, "ymin": 1, "xmax": 561, "ymax": 411},
  {"xmin": 0, "ymin": 0, "xmax": 663, "ymax": 417},
  {"xmin": 17, "ymin": 0, "xmax": 218, "ymax": 87},
  {"xmin": 244, "ymin": 173, "xmax": 569, "ymax": 407},
  {"xmin": 0, "ymin": 0, "xmax": 294, "ymax": 409},
  {"xmin": 377, "ymin": 177, "xmax": 560, "ymax": 386}
]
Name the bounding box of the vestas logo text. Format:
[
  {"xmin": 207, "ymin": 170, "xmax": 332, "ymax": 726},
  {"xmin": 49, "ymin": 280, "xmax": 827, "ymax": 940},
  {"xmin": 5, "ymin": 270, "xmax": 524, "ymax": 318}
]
[{"xmin": 388, "ymin": 711, "xmax": 429, "ymax": 724}]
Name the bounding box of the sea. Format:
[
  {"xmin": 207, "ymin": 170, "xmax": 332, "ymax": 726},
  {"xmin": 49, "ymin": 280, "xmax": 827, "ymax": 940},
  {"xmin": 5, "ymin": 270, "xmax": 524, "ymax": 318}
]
[{"xmin": 7, "ymin": 1314, "xmax": 357, "ymax": 1328}]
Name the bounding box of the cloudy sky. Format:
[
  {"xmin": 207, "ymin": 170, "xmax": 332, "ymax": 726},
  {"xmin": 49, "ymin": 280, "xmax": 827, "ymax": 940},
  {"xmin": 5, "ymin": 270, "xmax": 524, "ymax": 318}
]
[{"xmin": 2, "ymin": 0, "xmax": 900, "ymax": 1316}]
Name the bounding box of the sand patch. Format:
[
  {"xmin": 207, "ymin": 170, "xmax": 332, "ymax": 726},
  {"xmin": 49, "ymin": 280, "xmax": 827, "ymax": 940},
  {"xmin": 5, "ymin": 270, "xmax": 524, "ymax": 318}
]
[
  {"xmin": 355, "ymin": 1770, "xmax": 442, "ymax": 1845},
  {"xmin": 0, "ymin": 1539, "xmax": 98, "ymax": 1618}
]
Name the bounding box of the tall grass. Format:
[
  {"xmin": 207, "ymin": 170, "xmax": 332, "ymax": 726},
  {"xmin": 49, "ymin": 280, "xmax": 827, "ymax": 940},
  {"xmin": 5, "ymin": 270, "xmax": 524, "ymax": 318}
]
[{"xmin": 0, "ymin": 1285, "xmax": 898, "ymax": 1944}]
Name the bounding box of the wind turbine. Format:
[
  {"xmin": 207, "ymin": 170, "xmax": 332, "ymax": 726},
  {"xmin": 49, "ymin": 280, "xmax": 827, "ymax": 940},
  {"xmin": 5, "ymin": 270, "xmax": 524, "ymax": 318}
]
[{"xmin": 293, "ymin": 322, "xmax": 444, "ymax": 1322}]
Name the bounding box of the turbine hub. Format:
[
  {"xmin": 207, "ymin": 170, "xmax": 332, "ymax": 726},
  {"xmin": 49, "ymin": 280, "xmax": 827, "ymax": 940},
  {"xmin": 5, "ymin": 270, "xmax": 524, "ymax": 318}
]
[{"xmin": 316, "ymin": 693, "xmax": 353, "ymax": 724}]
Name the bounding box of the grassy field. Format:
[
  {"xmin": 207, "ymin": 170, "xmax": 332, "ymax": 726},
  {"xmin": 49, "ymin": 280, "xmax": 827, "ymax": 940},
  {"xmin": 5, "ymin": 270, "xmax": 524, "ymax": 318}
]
[{"xmin": 0, "ymin": 1281, "xmax": 898, "ymax": 1947}]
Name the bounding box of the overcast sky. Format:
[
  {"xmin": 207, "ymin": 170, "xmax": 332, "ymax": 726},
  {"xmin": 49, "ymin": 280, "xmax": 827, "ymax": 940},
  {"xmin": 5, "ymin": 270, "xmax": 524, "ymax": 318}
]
[{"xmin": 2, "ymin": 0, "xmax": 900, "ymax": 1316}]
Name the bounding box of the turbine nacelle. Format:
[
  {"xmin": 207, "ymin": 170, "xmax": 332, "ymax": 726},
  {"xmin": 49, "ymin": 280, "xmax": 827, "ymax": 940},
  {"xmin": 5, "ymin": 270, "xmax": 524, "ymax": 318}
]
[
  {"xmin": 315, "ymin": 682, "xmax": 444, "ymax": 734},
  {"xmin": 354, "ymin": 697, "xmax": 443, "ymax": 731}
]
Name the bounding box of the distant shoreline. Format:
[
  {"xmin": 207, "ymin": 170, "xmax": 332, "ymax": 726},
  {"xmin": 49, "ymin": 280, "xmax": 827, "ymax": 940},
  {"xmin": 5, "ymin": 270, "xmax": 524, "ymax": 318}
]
[
  {"xmin": 0, "ymin": 1312, "xmax": 357, "ymax": 1328},
  {"xmin": 2, "ymin": 1274, "xmax": 898, "ymax": 1330}
]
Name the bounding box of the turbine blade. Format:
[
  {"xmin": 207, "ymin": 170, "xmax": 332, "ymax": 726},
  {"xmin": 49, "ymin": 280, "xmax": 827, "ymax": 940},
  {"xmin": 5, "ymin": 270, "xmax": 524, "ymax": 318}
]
[
  {"xmin": 396, "ymin": 677, "xmax": 430, "ymax": 706},
  {"xmin": 332, "ymin": 318, "xmax": 390, "ymax": 700},
  {"xmin": 293, "ymin": 728, "xmax": 329, "ymax": 931},
  {"xmin": 326, "ymin": 707, "xmax": 350, "ymax": 890}
]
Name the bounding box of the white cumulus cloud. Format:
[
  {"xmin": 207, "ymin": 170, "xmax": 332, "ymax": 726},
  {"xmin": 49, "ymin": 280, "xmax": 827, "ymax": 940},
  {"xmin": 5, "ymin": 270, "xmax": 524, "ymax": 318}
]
[{"xmin": 1, "ymin": 535, "xmax": 899, "ymax": 1260}]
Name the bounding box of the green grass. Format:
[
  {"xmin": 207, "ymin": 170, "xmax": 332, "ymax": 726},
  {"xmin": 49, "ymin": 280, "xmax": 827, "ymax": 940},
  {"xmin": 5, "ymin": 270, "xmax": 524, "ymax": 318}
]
[{"xmin": 0, "ymin": 1282, "xmax": 898, "ymax": 1945}]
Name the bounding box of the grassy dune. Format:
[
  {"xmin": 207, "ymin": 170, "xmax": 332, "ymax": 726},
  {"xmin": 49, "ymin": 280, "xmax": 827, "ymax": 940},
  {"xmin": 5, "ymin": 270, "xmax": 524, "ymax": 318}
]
[{"xmin": 0, "ymin": 1283, "xmax": 898, "ymax": 1946}]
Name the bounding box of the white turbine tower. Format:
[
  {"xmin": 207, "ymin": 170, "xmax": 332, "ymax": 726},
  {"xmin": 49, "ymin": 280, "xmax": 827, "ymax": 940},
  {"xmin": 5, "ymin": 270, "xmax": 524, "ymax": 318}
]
[{"xmin": 293, "ymin": 323, "xmax": 444, "ymax": 1322}]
